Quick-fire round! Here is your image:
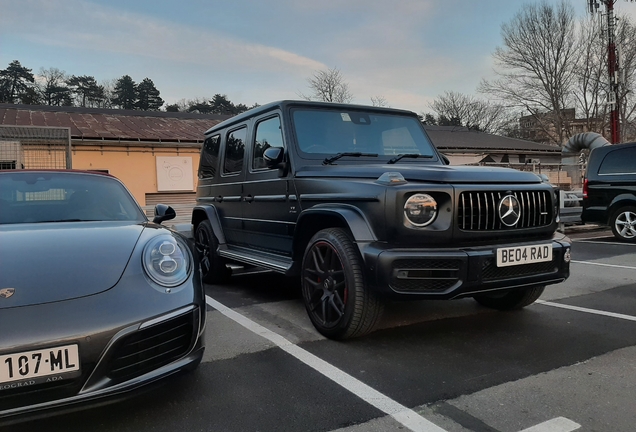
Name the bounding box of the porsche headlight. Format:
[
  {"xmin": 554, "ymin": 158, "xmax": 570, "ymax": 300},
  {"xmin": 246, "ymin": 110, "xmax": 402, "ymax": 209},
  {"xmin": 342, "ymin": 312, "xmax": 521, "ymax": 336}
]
[
  {"xmin": 404, "ymin": 193, "xmax": 437, "ymax": 227},
  {"xmin": 143, "ymin": 235, "xmax": 190, "ymax": 287}
]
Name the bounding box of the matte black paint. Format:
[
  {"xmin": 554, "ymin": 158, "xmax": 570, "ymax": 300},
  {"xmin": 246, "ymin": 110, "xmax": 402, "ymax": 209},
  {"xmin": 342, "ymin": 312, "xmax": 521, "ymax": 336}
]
[{"xmin": 193, "ymin": 100, "xmax": 569, "ymax": 304}]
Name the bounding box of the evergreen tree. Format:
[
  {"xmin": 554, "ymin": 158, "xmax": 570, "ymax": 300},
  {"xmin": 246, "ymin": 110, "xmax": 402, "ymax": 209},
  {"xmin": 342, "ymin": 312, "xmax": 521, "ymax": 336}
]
[
  {"xmin": 66, "ymin": 75, "xmax": 105, "ymax": 107},
  {"xmin": 111, "ymin": 75, "xmax": 137, "ymax": 110},
  {"xmin": 0, "ymin": 60, "xmax": 35, "ymax": 103},
  {"xmin": 136, "ymin": 78, "xmax": 163, "ymax": 111}
]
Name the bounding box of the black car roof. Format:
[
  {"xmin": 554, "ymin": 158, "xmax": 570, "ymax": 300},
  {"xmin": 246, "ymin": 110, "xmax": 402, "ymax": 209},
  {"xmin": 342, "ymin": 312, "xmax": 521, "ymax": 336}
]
[{"xmin": 203, "ymin": 100, "xmax": 418, "ymax": 136}]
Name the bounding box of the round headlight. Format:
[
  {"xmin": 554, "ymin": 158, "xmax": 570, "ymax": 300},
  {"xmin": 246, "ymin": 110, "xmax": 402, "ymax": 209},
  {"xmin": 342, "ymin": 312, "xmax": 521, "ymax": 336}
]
[
  {"xmin": 143, "ymin": 235, "xmax": 190, "ymax": 287},
  {"xmin": 404, "ymin": 193, "xmax": 438, "ymax": 227}
]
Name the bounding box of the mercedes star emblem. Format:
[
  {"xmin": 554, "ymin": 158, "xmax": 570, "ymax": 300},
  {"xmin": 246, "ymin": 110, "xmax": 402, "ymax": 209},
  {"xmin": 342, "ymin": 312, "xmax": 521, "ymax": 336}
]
[{"xmin": 498, "ymin": 195, "xmax": 521, "ymax": 227}]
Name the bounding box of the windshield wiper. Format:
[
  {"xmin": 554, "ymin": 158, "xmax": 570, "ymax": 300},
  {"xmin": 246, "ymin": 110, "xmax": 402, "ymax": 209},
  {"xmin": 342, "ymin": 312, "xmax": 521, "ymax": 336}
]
[
  {"xmin": 323, "ymin": 152, "xmax": 378, "ymax": 165},
  {"xmin": 387, "ymin": 153, "xmax": 434, "ymax": 164}
]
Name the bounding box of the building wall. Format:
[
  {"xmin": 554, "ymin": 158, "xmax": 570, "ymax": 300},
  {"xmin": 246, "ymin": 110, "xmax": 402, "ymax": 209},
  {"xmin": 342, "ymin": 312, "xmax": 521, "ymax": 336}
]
[{"xmin": 71, "ymin": 142, "xmax": 201, "ymax": 206}]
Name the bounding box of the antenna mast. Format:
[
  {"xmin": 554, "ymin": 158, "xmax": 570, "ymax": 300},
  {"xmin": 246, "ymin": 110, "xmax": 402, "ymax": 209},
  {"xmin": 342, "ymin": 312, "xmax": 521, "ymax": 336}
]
[{"xmin": 588, "ymin": 0, "xmax": 634, "ymax": 143}]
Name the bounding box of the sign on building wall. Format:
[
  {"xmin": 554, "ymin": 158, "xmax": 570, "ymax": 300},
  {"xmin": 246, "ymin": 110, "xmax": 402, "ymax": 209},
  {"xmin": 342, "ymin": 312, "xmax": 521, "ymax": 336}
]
[{"xmin": 156, "ymin": 156, "xmax": 194, "ymax": 191}]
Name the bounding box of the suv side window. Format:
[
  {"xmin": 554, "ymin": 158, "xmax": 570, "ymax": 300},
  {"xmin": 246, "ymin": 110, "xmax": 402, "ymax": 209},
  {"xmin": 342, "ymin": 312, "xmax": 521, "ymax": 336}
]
[
  {"xmin": 199, "ymin": 134, "xmax": 221, "ymax": 178},
  {"xmin": 223, "ymin": 127, "xmax": 247, "ymax": 175},
  {"xmin": 599, "ymin": 147, "xmax": 636, "ymax": 175},
  {"xmin": 253, "ymin": 116, "xmax": 284, "ymax": 170}
]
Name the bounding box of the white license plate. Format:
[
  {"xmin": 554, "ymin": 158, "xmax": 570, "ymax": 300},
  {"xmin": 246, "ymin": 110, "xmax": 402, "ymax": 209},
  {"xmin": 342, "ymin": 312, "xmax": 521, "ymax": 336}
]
[
  {"xmin": 0, "ymin": 344, "xmax": 80, "ymax": 384},
  {"xmin": 496, "ymin": 244, "xmax": 552, "ymax": 267}
]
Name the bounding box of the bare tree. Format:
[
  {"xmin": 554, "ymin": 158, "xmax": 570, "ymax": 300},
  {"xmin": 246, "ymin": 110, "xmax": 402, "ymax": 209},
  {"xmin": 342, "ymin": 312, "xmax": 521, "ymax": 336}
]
[
  {"xmin": 301, "ymin": 67, "xmax": 353, "ymax": 103},
  {"xmin": 429, "ymin": 91, "xmax": 512, "ymax": 134},
  {"xmin": 371, "ymin": 95, "xmax": 389, "ymax": 107},
  {"xmin": 36, "ymin": 67, "xmax": 71, "ymax": 106},
  {"xmin": 616, "ymin": 17, "xmax": 636, "ymax": 141},
  {"xmin": 479, "ymin": 0, "xmax": 579, "ymax": 144},
  {"xmin": 572, "ymin": 15, "xmax": 608, "ymax": 136}
]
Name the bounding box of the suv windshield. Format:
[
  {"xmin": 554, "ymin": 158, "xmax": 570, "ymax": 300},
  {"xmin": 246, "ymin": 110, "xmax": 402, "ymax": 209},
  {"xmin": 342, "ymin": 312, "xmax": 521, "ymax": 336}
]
[{"xmin": 292, "ymin": 109, "xmax": 437, "ymax": 160}]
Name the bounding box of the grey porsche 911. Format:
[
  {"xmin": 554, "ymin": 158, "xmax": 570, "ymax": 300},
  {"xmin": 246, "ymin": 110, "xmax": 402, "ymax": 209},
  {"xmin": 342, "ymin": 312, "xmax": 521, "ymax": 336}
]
[{"xmin": 0, "ymin": 170, "xmax": 205, "ymax": 421}]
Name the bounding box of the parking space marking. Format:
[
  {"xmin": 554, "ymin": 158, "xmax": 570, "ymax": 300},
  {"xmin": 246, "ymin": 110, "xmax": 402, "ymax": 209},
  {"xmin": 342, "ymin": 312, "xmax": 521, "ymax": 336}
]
[
  {"xmin": 574, "ymin": 239, "xmax": 636, "ymax": 246},
  {"xmin": 206, "ymin": 295, "xmax": 448, "ymax": 432},
  {"xmin": 518, "ymin": 417, "xmax": 580, "ymax": 432},
  {"xmin": 536, "ymin": 300, "xmax": 636, "ymax": 322},
  {"xmin": 571, "ymin": 260, "xmax": 636, "ymax": 270}
]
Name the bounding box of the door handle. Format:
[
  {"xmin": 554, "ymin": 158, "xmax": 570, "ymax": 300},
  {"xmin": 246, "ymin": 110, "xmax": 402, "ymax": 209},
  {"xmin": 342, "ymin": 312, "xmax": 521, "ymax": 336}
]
[{"xmin": 244, "ymin": 195, "xmax": 254, "ymax": 203}]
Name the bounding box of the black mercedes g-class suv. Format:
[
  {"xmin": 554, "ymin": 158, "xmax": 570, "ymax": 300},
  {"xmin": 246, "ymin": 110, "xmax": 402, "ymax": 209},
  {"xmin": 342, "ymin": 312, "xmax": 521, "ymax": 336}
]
[
  {"xmin": 581, "ymin": 141, "xmax": 636, "ymax": 242},
  {"xmin": 192, "ymin": 100, "xmax": 571, "ymax": 339}
]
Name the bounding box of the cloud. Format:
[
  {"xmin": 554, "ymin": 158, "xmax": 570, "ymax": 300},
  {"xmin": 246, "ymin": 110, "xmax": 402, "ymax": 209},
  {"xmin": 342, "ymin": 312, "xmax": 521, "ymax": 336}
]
[{"xmin": 1, "ymin": 0, "xmax": 325, "ymax": 74}]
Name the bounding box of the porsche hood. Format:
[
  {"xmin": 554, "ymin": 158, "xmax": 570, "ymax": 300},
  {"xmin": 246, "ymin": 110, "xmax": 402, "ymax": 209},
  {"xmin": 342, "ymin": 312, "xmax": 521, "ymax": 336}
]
[{"xmin": 0, "ymin": 222, "xmax": 146, "ymax": 308}]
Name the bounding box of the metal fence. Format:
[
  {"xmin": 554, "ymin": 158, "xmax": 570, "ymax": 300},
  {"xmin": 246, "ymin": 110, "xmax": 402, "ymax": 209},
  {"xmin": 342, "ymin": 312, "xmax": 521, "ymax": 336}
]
[
  {"xmin": 475, "ymin": 162, "xmax": 585, "ymax": 191},
  {"xmin": 0, "ymin": 125, "xmax": 72, "ymax": 170}
]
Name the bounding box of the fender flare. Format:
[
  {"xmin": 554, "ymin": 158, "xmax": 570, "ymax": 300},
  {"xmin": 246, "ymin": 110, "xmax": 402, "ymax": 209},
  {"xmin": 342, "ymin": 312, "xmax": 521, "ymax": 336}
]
[
  {"xmin": 294, "ymin": 204, "xmax": 377, "ymax": 245},
  {"xmin": 191, "ymin": 204, "xmax": 226, "ymax": 245}
]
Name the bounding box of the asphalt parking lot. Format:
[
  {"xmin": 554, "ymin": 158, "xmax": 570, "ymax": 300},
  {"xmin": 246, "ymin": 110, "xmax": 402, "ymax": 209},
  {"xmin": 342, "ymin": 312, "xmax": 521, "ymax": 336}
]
[{"xmin": 9, "ymin": 227, "xmax": 636, "ymax": 432}]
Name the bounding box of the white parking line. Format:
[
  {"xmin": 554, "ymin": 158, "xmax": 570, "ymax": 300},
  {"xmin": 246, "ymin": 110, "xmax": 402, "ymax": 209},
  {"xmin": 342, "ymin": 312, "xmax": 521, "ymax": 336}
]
[
  {"xmin": 537, "ymin": 300, "xmax": 636, "ymax": 322},
  {"xmin": 571, "ymin": 260, "xmax": 636, "ymax": 270},
  {"xmin": 575, "ymin": 239, "xmax": 636, "ymax": 246},
  {"xmin": 519, "ymin": 416, "xmax": 580, "ymax": 432},
  {"xmin": 206, "ymin": 295, "xmax": 448, "ymax": 432}
]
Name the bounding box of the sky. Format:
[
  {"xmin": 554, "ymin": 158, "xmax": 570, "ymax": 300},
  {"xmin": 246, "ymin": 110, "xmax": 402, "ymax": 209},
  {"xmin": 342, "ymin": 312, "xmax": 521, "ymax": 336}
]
[{"xmin": 1, "ymin": 0, "xmax": 636, "ymax": 114}]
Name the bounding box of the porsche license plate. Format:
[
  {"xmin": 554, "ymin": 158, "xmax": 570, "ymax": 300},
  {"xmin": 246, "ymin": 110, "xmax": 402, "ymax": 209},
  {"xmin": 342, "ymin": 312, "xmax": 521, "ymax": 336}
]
[
  {"xmin": 0, "ymin": 344, "xmax": 80, "ymax": 384},
  {"xmin": 496, "ymin": 244, "xmax": 552, "ymax": 267}
]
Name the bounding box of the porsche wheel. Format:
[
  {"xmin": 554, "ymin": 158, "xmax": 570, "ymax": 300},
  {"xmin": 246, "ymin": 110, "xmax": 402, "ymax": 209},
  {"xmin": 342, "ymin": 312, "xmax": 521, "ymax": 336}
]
[
  {"xmin": 194, "ymin": 220, "xmax": 231, "ymax": 284},
  {"xmin": 473, "ymin": 285, "xmax": 545, "ymax": 310},
  {"xmin": 301, "ymin": 228, "xmax": 383, "ymax": 339},
  {"xmin": 610, "ymin": 206, "xmax": 636, "ymax": 243}
]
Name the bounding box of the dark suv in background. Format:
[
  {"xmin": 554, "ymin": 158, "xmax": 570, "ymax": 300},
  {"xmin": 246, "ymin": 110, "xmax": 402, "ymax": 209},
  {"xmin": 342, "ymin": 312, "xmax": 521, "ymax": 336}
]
[
  {"xmin": 581, "ymin": 141, "xmax": 636, "ymax": 242},
  {"xmin": 192, "ymin": 100, "xmax": 571, "ymax": 339}
]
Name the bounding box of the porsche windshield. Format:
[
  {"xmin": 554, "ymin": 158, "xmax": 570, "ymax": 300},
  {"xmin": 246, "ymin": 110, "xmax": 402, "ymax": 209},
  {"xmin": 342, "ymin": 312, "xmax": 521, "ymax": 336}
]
[
  {"xmin": 292, "ymin": 108, "xmax": 437, "ymax": 160},
  {"xmin": 0, "ymin": 172, "xmax": 145, "ymax": 224}
]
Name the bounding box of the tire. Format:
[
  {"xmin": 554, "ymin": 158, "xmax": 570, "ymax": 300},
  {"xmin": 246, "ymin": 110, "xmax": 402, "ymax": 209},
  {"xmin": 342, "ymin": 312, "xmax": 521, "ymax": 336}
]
[
  {"xmin": 301, "ymin": 228, "xmax": 383, "ymax": 339},
  {"xmin": 473, "ymin": 285, "xmax": 545, "ymax": 310},
  {"xmin": 194, "ymin": 220, "xmax": 231, "ymax": 284},
  {"xmin": 610, "ymin": 206, "xmax": 636, "ymax": 243}
]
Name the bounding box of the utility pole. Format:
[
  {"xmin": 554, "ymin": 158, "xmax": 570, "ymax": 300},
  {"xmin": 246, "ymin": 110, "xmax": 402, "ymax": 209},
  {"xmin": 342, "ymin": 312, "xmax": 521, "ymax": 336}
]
[{"xmin": 588, "ymin": 0, "xmax": 634, "ymax": 143}]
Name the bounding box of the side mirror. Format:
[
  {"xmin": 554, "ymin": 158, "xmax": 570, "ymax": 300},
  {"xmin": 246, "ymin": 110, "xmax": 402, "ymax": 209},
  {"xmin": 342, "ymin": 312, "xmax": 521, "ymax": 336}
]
[
  {"xmin": 263, "ymin": 147, "xmax": 285, "ymax": 169},
  {"xmin": 440, "ymin": 154, "xmax": 450, "ymax": 165},
  {"xmin": 153, "ymin": 203, "xmax": 176, "ymax": 224}
]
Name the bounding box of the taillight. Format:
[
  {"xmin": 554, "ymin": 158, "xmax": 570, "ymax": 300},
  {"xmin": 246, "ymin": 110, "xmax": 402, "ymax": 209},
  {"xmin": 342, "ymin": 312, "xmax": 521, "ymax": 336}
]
[{"xmin": 583, "ymin": 178, "xmax": 589, "ymax": 199}]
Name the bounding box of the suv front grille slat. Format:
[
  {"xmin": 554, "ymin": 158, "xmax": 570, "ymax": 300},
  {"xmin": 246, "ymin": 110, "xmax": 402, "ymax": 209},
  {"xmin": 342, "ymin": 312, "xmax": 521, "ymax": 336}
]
[{"xmin": 458, "ymin": 190, "xmax": 552, "ymax": 231}]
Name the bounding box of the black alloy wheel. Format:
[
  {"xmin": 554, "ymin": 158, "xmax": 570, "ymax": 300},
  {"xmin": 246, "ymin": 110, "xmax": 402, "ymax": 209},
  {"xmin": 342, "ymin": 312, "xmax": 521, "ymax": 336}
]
[
  {"xmin": 194, "ymin": 220, "xmax": 231, "ymax": 284},
  {"xmin": 610, "ymin": 206, "xmax": 636, "ymax": 243},
  {"xmin": 473, "ymin": 285, "xmax": 545, "ymax": 310},
  {"xmin": 301, "ymin": 228, "xmax": 383, "ymax": 339}
]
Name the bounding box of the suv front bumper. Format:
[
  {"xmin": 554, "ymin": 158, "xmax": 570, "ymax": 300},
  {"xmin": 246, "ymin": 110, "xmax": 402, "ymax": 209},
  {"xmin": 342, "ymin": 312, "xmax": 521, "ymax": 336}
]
[{"xmin": 362, "ymin": 235, "xmax": 571, "ymax": 299}]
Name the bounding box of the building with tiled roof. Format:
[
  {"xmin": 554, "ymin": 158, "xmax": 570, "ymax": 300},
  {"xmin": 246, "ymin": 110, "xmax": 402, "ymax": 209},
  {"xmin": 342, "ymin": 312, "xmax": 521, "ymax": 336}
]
[{"xmin": 0, "ymin": 104, "xmax": 229, "ymax": 210}]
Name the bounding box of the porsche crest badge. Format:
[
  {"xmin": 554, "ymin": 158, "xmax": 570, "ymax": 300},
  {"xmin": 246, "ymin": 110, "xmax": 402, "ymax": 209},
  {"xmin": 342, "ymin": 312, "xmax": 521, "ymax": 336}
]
[{"xmin": 0, "ymin": 288, "xmax": 15, "ymax": 298}]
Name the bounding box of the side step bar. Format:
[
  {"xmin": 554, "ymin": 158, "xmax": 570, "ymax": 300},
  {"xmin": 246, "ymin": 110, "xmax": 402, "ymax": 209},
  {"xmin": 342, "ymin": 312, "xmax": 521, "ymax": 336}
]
[{"xmin": 218, "ymin": 245, "xmax": 293, "ymax": 274}]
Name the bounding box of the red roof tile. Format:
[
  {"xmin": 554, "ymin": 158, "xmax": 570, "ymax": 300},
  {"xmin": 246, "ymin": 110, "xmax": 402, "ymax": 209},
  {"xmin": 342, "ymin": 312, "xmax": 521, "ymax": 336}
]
[{"xmin": 0, "ymin": 104, "xmax": 229, "ymax": 143}]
